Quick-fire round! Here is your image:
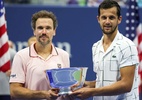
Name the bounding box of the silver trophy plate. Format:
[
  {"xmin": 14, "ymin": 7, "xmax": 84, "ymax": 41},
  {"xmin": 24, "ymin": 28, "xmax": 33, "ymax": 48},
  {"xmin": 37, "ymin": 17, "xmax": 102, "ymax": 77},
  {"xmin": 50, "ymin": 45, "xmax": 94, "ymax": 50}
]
[{"xmin": 46, "ymin": 67, "xmax": 88, "ymax": 95}]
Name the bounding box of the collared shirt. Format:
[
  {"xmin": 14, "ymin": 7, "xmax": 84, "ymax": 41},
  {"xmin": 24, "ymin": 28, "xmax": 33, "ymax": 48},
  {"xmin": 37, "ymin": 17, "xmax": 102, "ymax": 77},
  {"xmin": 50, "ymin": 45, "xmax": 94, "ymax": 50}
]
[
  {"xmin": 92, "ymin": 31, "xmax": 139, "ymax": 100},
  {"xmin": 10, "ymin": 44, "xmax": 70, "ymax": 100}
]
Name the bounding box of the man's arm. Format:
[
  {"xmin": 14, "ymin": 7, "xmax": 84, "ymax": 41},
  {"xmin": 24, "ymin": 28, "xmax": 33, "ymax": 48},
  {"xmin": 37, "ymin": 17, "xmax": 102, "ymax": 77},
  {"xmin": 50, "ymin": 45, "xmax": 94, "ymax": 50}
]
[
  {"xmin": 70, "ymin": 65, "xmax": 136, "ymax": 99},
  {"xmin": 93, "ymin": 65, "xmax": 135, "ymax": 95},
  {"xmin": 83, "ymin": 80, "xmax": 96, "ymax": 88},
  {"xmin": 10, "ymin": 83, "xmax": 59, "ymax": 99}
]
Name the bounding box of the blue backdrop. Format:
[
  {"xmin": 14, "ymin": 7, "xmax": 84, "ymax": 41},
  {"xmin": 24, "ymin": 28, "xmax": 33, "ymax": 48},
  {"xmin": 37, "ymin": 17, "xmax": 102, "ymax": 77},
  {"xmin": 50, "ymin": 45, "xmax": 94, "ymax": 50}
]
[{"xmin": 5, "ymin": 5, "xmax": 142, "ymax": 100}]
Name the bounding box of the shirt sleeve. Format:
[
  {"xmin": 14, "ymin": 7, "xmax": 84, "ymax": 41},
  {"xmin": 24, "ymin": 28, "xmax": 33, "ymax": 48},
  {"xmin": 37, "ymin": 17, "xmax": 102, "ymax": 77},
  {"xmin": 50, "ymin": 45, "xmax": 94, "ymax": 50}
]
[
  {"xmin": 9, "ymin": 53, "xmax": 26, "ymax": 83},
  {"xmin": 120, "ymin": 44, "xmax": 139, "ymax": 68}
]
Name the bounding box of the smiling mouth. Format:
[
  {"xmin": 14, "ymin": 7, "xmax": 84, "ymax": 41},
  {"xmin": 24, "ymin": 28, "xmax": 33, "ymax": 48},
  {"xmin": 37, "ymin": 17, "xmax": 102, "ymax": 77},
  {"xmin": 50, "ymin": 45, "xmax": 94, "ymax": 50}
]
[
  {"xmin": 40, "ymin": 35, "xmax": 48, "ymax": 39},
  {"xmin": 104, "ymin": 26, "xmax": 111, "ymax": 29},
  {"xmin": 41, "ymin": 36, "xmax": 47, "ymax": 38},
  {"xmin": 104, "ymin": 27, "xmax": 110, "ymax": 30}
]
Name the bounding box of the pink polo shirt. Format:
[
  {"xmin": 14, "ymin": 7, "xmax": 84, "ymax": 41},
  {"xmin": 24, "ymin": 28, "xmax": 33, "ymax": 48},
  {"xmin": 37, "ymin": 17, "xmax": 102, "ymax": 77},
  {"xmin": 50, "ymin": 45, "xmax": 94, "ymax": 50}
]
[{"xmin": 10, "ymin": 44, "xmax": 70, "ymax": 100}]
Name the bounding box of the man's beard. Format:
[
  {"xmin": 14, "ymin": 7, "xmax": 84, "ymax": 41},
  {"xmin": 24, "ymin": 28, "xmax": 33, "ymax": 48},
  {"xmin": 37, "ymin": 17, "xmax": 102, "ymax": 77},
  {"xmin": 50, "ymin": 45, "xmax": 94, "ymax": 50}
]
[
  {"xmin": 38, "ymin": 35, "xmax": 50, "ymax": 46},
  {"xmin": 102, "ymin": 25, "xmax": 117, "ymax": 35}
]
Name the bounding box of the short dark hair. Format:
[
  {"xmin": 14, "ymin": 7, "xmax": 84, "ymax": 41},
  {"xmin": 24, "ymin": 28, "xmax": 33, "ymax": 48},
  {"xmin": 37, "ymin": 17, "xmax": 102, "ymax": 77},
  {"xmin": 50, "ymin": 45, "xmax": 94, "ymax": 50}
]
[
  {"xmin": 31, "ymin": 10, "xmax": 58, "ymax": 30},
  {"xmin": 98, "ymin": 0, "xmax": 121, "ymax": 17}
]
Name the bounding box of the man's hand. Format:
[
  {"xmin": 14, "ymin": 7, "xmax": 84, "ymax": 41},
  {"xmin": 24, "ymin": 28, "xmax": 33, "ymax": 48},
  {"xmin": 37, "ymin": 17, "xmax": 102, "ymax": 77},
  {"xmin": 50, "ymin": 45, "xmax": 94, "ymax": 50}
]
[
  {"xmin": 70, "ymin": 87, "xmax": 94, "ymax": 100},
  {"xmin": 45, "ymin": 88, "xmax": 60, "ymax": 99}
]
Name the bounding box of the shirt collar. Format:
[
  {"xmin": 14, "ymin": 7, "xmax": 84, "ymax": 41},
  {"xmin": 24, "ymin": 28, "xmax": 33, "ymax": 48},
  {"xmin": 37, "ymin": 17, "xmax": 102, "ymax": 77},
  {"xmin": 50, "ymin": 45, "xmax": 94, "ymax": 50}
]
[
  {"xmin": 99, "ymin": 31, "xmax": 123, "ymax": 52},
  {"xmin": 100, "ymin": 30, "xmax": 123, "ymax": 45},
  {"xmin": 29, "ymin": 43, "xmax": 58, "ymax": 57}
]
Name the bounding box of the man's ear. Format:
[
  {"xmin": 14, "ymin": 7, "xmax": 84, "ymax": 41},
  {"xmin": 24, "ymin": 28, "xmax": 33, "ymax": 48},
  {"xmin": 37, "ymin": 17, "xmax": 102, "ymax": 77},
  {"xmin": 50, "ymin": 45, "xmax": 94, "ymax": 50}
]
[
  {"xmin": 97, "ymin": 16, "xmax": 100, "ymax": 23},
  {"xmin": 33, "ymin": 31, "xmax": 36, "ymax": 36},
  {"xmin": 53, "ymin": 30, "xmax": 56, "ymax": 36},
  {"xmin": 118, "ymin": 16, "xmax": 122, "ymax": 25},
  {"xmin": 53, "ymin": 33, "xmax": 55, "ymax": 36}
]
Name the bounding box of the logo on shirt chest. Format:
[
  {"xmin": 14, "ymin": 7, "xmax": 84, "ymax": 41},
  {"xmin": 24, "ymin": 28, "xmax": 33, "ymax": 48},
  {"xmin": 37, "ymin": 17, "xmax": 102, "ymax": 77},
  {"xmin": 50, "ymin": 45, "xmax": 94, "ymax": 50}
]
[
  {"xmin": 57, "ymin": 64, "xmax": 61, "ymax": 68},
  {"xmin": 112, "ymin": 55, "xmax": 116, "ymax": 58}
]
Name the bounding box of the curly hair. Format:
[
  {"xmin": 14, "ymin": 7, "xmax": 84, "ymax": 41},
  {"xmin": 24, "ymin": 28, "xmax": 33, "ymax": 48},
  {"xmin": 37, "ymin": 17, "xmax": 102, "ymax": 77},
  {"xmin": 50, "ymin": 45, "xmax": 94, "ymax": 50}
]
[{"xmin": 31, "ymin": 10, "xmax": 58, "ymax": 30}]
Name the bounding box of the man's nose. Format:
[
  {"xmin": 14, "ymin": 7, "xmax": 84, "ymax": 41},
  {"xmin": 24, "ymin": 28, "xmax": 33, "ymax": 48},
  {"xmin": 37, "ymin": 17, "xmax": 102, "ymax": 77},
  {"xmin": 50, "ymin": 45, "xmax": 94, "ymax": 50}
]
[
  {"xmin": 106, "ymin": 18, "xmax": 111, "ymax": 23},
  {"xmin": 42, "ymin": 28, "xmax": 47, "ymax": 33}
]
